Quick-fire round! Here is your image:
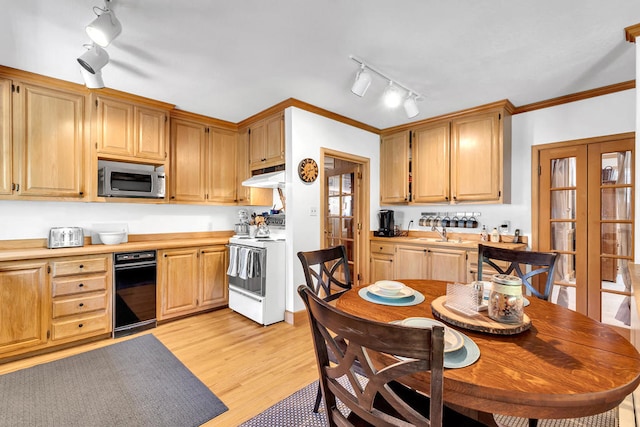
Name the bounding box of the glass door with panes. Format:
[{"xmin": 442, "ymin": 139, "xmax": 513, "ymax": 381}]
[
  {"xmin": 325, "ymin": 164, "xmax": 359, "ymax": 285},
  {"xmin": 536, "ymin": 134, "xmax": 633, "ymax": 337}
]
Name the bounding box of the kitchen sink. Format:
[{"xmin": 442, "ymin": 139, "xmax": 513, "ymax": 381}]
[{"xmin": 411, "ymin": 237, "xmax": 476, "ymax": 245}]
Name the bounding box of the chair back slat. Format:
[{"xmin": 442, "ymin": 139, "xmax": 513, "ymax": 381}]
[
  {"xmin": 298, "ymin": 285, "xmax": 445, "ymax": 427},
  {"xmin": 477, "ymin": 244, "xmax": 559, "ymax": 300}
]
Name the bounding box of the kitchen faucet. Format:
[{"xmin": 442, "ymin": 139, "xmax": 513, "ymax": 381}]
[{"xmin": 431, "ymin": 225, "xmax": 447, "ymax": 241}]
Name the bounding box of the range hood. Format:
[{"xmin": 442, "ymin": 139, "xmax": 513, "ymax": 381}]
[{"xmin": 241, "ymin": 170, "xmax": 285, "ymax": 188}]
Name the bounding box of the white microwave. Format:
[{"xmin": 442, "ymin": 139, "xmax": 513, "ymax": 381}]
[{"xmin": 98, "ymin": 164, "xmax": 165, "ymax": 199}]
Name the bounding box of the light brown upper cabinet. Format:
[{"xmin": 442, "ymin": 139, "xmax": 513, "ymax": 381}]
[
  {"xmin": 0, "ymin": 75, "xmax": 87, "ymax": 200},
  {"xmin": 237, "ymin": 127, "xmax": 273, "ymax": 206},
  {"xmin": 380, "ymin": 101, "xmax": 512, "ymax": 205},
  {"xmin": 92, "ymin": 90, "xmax": 171, "ymax": 164},
  {"xmin": 170, "ymin": 111, "xmax": 238, "ymax": 204},
  {"xmin": 249, "ymin": 111, "xmax": 284, "ymax": 170}
]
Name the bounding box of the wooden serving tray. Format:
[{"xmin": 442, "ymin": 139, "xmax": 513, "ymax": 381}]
[{"xmin": 431, "ymin": 295, "xmax": 531, "ymax": 335}]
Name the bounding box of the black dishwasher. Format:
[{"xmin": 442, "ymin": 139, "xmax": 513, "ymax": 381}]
[{"xmin": 113, "ymin": 250, "xmax": 157, "ymax": 337}]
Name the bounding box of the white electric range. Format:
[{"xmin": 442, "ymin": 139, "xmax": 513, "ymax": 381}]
[{"xmin": 227, "ymin": 231, "xmax": 285, "ymax": 325}]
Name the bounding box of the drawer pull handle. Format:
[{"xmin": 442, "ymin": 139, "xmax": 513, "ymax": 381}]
[
  {"xmin": 79, "ymin": 264, "xmax": 84, "ymax": 269},
  {"xmin": 78, "ymin": 283, "xmax": 84, "ymax": 288},
  {"xmin": 78, "ymin": 323, "xmax": 84, "ymax": 328},
  {"xmin": 78, "ymin": 303, "xmax": 84, "ymax": 307}
]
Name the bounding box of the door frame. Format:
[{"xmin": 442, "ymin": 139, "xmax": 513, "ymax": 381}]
[{"xmin": 320, "ymin": 148, "xmax": 370, "ymax": 286}]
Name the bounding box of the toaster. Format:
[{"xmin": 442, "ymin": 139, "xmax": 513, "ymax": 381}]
[{"xmin": 47, "ymin": 227, "xmax": 84, "ymax": 249}]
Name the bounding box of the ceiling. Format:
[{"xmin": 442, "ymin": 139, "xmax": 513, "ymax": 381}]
[{"xmin": 2, "ymin": 0, "xmax": 639, "ymax": 130}]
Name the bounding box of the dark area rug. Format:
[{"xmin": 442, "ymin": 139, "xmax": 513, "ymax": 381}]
[
  {"xmin": 240, "ymin": 380, "xmax": 618, "ymax": 427},
  {"xmin": 0, "ymin": 334, "xmax": 227, "ymax": 426}
]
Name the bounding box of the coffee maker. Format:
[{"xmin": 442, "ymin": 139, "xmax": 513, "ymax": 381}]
[{"xmin": 375, "ymin": 209, "xmax": 395, "ymax": 237}]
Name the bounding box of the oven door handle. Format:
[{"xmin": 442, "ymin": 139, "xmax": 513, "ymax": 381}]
[
  {"xmin": 229, "ymin": 286, "xmax": 262, "ymax": 302},
  {"xmin": 114, "ymin": 261, "xmax": 157, "ymax": 271}
]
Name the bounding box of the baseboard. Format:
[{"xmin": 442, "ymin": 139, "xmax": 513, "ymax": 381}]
[{"xmin": 284, "ymin": 309, "xmax": 307, "ymax": 326}]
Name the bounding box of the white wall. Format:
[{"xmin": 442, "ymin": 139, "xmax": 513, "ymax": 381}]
[
  {"xmin": 285, "ymin": 107, "xmax": 380, "ymax": 312},
  {"xmin": 0, "ymin": 201, "xmax": 267, "ymax": 240},
  {"xmin": 390, "ymin": 89, "xmax": 636, "ymax": 245}
]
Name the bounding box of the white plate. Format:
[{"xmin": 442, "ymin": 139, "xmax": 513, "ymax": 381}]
[
  {"xmin": 391, "ymin": 318, "xmax": 464, "ymax": 353},
  {"xmin": 373, "ymin": 280, "xmax": 406, "ymax": 295},
  {"xmin": 367, "ymin": 284, "xmax": 414, "ymax": 299}
]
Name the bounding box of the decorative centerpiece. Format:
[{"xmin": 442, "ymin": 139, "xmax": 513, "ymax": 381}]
[{"xmin": 488, "ymin": 274, "xmax": 524, "ymax": 324}]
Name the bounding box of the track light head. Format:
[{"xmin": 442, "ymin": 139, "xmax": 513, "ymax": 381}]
[
  {"xmin": 86, "ymin": 4, "xmax": 122, "ymax": 47},
  {"xmin": 403, "ymin": 93, "xmax": 419, "ymax": 118},
  {"xmin": 351, "ymin": 65, "xmax": 372, "ymax": 97},
  {"xmin": 383, "ymin": 82, "xmax": 404, "ymax": 108},
  {"xmin": 79, "ymin": 66, "xmax": 105, "ymax": 89},
  {"xmin": 77, "ymin": 44, "xmax": 110, "ymax": 74}
]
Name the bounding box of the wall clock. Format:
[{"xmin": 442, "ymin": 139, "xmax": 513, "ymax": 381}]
[{"xmin": 298, "ymin": 158, "xmax": 318, "ymax": 183}]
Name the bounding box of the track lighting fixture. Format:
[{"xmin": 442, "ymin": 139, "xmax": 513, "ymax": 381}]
[
  {"xmin": 349, "ymin": 55, "xmax": 424, "ymax": 119},
  {"xmin": 77, "ymin": 44, "xmax": 109, "ymax": 74},
  {"xmin": 79, "ymin": 66, "xmax": 105, "ymax": 89},
  {"xmin": 351, "ymin": 64, "xmax": 372, "ymax": 97},
  {"xmin": 403, "ymin": 93, "xmax": 419, "ymax": 119},
  {"xmin": 85, "ymin": 0, "xmax": 122, "ymax": 47}
]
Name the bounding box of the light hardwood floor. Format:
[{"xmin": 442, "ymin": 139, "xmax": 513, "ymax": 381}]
[{"xmin": 0, "ymin": 308, "xmax": 319, "ymax": 426}]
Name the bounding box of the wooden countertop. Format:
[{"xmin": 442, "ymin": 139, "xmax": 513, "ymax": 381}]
[
  {"xmin": 0, "ymin": 231, "xmax": 234, "ymax": 262},
  {"xmin": 370, "ymin": 231, "xmax": 527, "ymax": 250}
]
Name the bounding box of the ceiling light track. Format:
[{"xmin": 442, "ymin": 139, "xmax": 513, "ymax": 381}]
[{"xmin": 349, "ymin": 55, "xmax": 424, "ymax": 117}]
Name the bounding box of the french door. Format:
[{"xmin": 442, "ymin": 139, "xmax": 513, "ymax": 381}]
[
  {"xmin": 535, "ymin": 133, "xmax": 634, "ymax": 337},
  {"xmin": 321, "ymin": 150, "xmax": 370, "ymax": 287}
]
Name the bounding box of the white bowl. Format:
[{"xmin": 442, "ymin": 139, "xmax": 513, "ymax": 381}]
[
  {"xmin": 99, "ymin": 231, "xmax": 125, "ymax": 245},
  {"xmin": 374, "ymin": 280, "xmax": 406, "ymax": 296}
]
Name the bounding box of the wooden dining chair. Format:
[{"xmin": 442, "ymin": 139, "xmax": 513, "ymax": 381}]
[
  {"xmin": 477, "ymin": 244, "xmax": 559, "ymax": 301},
  {"xmin": 297, "ymin": 245, "xmax": 352, "ymax": 303},
  {"xmin": 297, "ymin": 245, "xmax": 354, "ymax": 412},
  {"xmin": 298, "ymin": 284, "xmax": 484, "ymax": 427}
]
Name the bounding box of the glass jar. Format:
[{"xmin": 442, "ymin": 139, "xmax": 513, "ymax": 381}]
[{"xmin": 488, "ymin": 274, "xmax": 524, "ymax": 324}]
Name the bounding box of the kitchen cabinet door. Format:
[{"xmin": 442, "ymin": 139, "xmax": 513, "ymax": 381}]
[
  {"xmin": 249, "ymin": 112, "xmax": 284, "ymax": 170},
  {"xmin": 95, "ymin": 96, "xmax": 134, "ymax": 157},
  {"xmin": 451, "ymin": 112, "xmax": 503, "ymax": 202},
  {"xmin": 170, "ymin": 118, "xmax": 208, "ymax": 202},
  {"xmin": 370, "ymin": 252, "xmax": 394, "ymax": 282},
  {"xmin": 158, "ymin": 248, "xmax": 199, "ymax": 320},
  {"xmin": 394, "ymin": 245, "xmax": 428, "ymax": 279},
  {"xmin": 207, "ymin": 127, "xmax": 237, "ymax": 203},
  {"xmin": 412, "ymin": 122, "xmax": 450, "ymax": 203},
  {"xmin": 427, "ymin": 247, "xmax": 467, "ymax": 283},
  {"xmin": 135, "ymin": 105, "xmax": 168, "ymax": 162},
  {"xmin": 0, "ymin": 260, "xmax": 49, "ymax": 355},
  {"xmin": 237, "ymin": 127, "xmax": 272, "ymax": 206},
  {"xmin": 380, "ymin": 131, "xmax": 410, "ymax": 204},
  {"xmin": 0, "ymin": 77, "xmax": 11, "ymax": 196},
  {"xmin": 199, "ymin": 246, "xmax": 228, "ymax": 308},
  {"xmin": 13, "ymin": 81, "xmax": 85, "ymax": 198}
]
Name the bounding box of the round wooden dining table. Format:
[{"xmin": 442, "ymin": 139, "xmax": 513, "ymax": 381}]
[{"xmin": 336, "ymin": 280, "xmax": 640, "ymax": 422}]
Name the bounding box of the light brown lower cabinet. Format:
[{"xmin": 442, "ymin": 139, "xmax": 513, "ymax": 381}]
[
  {"xmin": 157, "ymin": 245, "xmax": 228, "ymax": 321},
  {"xmin": 0, "ymin": 253, "xmax": 112, "ymax": 359}
]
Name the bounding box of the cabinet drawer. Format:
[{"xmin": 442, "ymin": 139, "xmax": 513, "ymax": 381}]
[
  {"xmin": 51, "ymin": 313, "xmax": 109, "ymax": 341},
  {"xmin": 371, "ymin": 242, "xmax": 395, "ymax": 255},
  {"xmin": 52, "ymin": 275, "xmax": 108, "ymax": 297},
  {"xmin": 51, "ymin": 257, "xmax": 108, "ymax": 277},
  {"xmin": 52, "ymin": 293, "xmax": 108, "ymax": 318}
]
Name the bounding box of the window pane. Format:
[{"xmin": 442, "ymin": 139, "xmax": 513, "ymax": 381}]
[
  {"xmin": 342, "ymin": 218, "xmax": 353, "ymax": 238},
  {"xmin": 550, "ymin": 190, "xmax": 575, "ymax": 219},
  {"xmin": 328, "ymin": 196, "xmax": 340, "ymax": 216},
  {"xmin": 551, "ymin": 222, "xmax": 575, "ymax": 251},
  {"xmin": 328, "ymin": 176, "xmax": 340, "ymax": 196},
  {"xmin": 342, "ymin": 195, "xmax": 353, "ymax": 216},
  {"xmin": 554, "ymin": 253, "xmax": 576, "ymax": 284},
  {"xmin": 601, "ymin": 151, "xmax": 631, "ymax": 185},
  {"xmin": 601, "ymin": 291, "xmax": 629, "ymax": 327},
  {"xmin": 550, "ymin": 284, "xmax": 575, "ymax": 311},
  {"xmin": 601, "ymin": 188, "xmax": 631, "ymax": 220},
  {"xmin": 327, "ymin": 218, "xmax": 340, "ymax": 238},
  {"xmin": 601, "ymin": 223, "xmax": 632, "ymax": 257},
  {"xmin": 551, "ymin": 158, "xmax": 576, "ymax": 188},
  {"xmin": 342, "ymin": 173, "xmax": 352, "ymax": 195}
]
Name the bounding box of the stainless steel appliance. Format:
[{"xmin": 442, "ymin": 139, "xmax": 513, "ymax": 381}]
[
  {"xmin": 98, "ymin": 163, "xmax": 165, "ymax": 199},
  {"xmin": 113, "ymin": 250, "xmax": 157, "ymax": 337},
  {"xmin": 47, "ymin": 227, "xmax": 84, "ymax": 248},
  {"xmin": 375, "ymin": 209, "xmax": 395, "ymax": 237},
  {"xmin": 227, "ymin": 227, "xmax": 285, "ymax": 325}
]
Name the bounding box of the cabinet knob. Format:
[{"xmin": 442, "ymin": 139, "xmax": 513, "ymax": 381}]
[
  {"xmin": 78, "ymin": 283, "xmax": 84, "ymax": 287},
  {"xmin": 79, "ymin": 264, "xmax": 84, "ymax": 269},
  {"xmin": 78, "ymin": 303, "xmax": 84, "ymax": 307},
  {"xmin": 79, "ymin": 191, "xmax": 84, "ymax": 196},
  {"xmin": 78, "ymin": 323, "xmax": 84, "ymax": 328}
]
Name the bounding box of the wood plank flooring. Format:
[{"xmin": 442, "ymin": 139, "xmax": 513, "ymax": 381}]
[{"xmin": 0, "ymin": 308, "xmax": 318, "ymax": 426}]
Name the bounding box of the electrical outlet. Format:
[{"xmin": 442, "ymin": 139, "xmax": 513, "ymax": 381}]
[
  {"xmin": 309, "ymin": 207, "xmax": 318, "ymax": 216},
  {"xmin": 499, "ymin": 220, "xmax": 510, "ymax": 233}
]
